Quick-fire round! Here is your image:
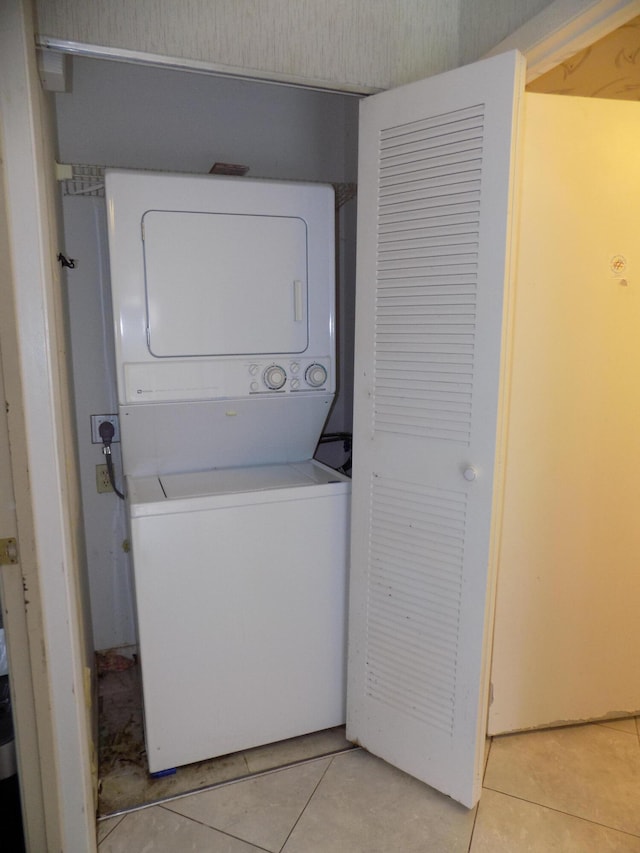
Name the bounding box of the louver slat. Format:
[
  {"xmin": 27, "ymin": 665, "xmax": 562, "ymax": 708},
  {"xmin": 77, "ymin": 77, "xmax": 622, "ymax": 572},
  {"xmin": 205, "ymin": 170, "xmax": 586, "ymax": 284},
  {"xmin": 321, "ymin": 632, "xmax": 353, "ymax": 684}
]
[
  {"xmin": 373, "ymin": 105, "xmax": 484, "ymax": 444},
  {"xmin": 366, "ymin": 476, "xmax": 468, "ymax": 734}
]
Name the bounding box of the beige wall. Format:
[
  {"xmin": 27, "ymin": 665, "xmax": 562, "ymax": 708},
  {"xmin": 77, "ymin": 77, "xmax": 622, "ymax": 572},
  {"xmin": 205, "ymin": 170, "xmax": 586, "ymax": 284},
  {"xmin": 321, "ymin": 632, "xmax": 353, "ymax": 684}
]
[
  {"xmin": 458, "ymin": 0, "xmax": 554, "ymax": 65},
  {"xmin": 35, "ymin": 0, "xmax": 459, "ymax": 91},
  {"xmin": 35, "ymin": 0, "xmax": 556, "ymax": 92}
]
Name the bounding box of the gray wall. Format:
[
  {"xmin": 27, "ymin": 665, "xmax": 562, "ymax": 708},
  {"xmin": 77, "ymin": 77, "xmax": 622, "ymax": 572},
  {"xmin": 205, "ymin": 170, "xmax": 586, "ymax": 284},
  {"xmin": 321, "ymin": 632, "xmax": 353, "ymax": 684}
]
[
  {"xmin": 62, "ymin": 195, "xmax": 133, "ymax": 651},
  {"xmin": 55, "ymin": 58, "xmax": 359, "ymax": 182},
  {"xmin": 57, "ymin": 57, "xmax": 359, "ymax": 650}
]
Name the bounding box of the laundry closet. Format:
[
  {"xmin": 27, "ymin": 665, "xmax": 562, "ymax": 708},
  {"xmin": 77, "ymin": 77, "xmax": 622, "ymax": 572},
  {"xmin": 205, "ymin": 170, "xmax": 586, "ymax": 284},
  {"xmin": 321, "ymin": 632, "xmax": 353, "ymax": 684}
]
[
  {"xmin": 57, "ymin": 55, "xmax": 361, "ymax": 779},
  {"xmin": 55, "ymin": 46, "xmax": 640, "ymax": 809}
]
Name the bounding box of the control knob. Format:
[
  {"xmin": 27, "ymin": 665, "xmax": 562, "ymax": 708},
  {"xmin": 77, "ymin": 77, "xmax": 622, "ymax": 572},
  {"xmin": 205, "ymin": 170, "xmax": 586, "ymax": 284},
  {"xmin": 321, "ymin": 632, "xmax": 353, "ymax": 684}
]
[
  {"xmin": 263, "ymin": 364, "xmax": 287, "ymax": 390},
  {"xmin": 305, "ymin": 363, "xmax": 328, "ymax": 388}
]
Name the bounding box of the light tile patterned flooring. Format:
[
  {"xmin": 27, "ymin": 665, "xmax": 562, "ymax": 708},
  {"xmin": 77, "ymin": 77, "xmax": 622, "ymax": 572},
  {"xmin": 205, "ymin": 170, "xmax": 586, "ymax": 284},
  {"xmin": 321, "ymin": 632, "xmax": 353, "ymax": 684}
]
[{"xmin": 98, "ymin": 716, "xmax": 640, "ymax": 852}]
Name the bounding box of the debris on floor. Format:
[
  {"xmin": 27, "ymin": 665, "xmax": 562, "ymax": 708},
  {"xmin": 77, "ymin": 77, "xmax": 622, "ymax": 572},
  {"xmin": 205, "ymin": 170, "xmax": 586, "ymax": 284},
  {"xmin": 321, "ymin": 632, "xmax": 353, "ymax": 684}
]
[{"xmin": 96, "ymin": 649, "xmax": 137, "ymax": 674}]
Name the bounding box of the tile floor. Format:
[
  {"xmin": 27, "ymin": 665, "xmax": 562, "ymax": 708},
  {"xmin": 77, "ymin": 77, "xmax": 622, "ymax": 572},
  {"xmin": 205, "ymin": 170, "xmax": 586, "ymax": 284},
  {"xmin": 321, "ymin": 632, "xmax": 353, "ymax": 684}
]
[{"xmin": 97, "ymin": 716, "xmax": 640, "ymax": 852}]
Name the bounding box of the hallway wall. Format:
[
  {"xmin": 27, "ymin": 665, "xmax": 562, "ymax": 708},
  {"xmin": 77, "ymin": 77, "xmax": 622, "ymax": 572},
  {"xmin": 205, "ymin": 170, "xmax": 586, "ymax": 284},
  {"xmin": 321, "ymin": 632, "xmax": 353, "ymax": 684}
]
[{"xmin": 490, "ymin": 92, "xmax": 640, "ymax": 732}]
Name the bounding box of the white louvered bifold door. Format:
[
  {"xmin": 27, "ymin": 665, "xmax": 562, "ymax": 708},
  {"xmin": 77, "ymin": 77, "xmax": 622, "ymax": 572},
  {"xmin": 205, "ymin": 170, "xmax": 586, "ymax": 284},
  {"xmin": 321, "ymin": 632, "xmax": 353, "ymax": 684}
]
[{"xmin": 347, "ymin": 50, "xmax": 525, "ymax": 808}]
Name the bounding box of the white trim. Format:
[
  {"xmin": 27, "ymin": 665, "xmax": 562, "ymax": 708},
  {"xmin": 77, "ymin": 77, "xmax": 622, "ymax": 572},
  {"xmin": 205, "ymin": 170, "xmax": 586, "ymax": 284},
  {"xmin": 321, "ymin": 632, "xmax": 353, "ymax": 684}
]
[
  {"xmin": 0, "ymin": 2, "xmax": 96, "ymax": 850},
  {"xmin": 484, "ymin": 0, "xmax": 640, "ymax": 82},
  {"xmin": 0, "ymin": 148, "xmax": 48, "ymax": 853},
  {"xmin": 37, "ymin": 36, "xmax": 374, "ymax": 95}
]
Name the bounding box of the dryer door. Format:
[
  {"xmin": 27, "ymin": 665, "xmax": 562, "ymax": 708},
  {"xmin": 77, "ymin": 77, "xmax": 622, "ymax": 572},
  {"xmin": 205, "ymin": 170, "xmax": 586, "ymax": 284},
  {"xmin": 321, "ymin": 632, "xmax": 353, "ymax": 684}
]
[{"xmin": 142, "ymin": 210, "xmax": 309, "ymax": 357}]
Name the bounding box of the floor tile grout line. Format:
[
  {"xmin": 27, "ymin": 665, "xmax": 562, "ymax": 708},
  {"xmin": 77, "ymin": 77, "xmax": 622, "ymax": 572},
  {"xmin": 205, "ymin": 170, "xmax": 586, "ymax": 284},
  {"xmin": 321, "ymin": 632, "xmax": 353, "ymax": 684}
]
[
  {"xmin": 96, "ymin": 814, "xmax": 126, "ymax": 849},
  {"xmin": 102, "ymin": 800, "xmax": 274, "ymax": 851},
  {"xmin": 466, "ymin": 797, "xmax": 481, "ymax": 853},
  {"xmin": 155, "ymin": 804, "xmax": 274, "ymax": 853},
  {"xmin": 466, "ymin": 738, "xmax": 493, "ymax": 853},
  {"xmin": 277, "ymin": 753, "xmax": 338, "ymax": 853},
  {"xmin": 98, "ymin": 747, "xmax": 360, "ymax": 821},
  {"xmin": 481, "ymin": 784, "xmax": 640, "ymax": 840},
  {"xmin": 596, "ymin": 722, "xmax": 640, "ymax": 737}
]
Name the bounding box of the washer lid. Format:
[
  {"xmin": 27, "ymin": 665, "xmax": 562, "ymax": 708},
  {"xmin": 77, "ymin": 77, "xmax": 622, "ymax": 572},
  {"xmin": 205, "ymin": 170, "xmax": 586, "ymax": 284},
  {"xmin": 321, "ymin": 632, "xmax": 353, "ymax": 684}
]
[
  {"xmin": 159, "ymin": 462, "xmax": 318, "ymax": 499},
  {"xmin": 127, "ymin": 461, "xmax": 350, "ymax": 515}
]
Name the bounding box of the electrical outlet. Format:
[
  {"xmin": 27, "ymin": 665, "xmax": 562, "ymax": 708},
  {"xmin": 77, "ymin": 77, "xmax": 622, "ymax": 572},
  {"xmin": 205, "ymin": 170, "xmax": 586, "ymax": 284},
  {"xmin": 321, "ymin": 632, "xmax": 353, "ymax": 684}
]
[
  {"xmin": 96, "ymin": 464, "xmax": 113, "ymax": 494},
  {"xmin": 91, "ymin": 414, "xmax": 120, "ymax": 444}
]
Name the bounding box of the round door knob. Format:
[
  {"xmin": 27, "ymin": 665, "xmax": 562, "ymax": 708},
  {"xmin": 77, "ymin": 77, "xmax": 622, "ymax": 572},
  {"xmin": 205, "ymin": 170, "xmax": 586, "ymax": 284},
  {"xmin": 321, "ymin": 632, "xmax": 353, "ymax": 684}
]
[
  {"xmin": 463, "ymin": 466, "xmax": 478, "ymax": 482},
  {"xmin": 263, "ymin": 365, "xmax": 286, "ymax": 390},
  {"xmin": 305, "ymin": 363, "xmax": 328, "ymax": 388}
]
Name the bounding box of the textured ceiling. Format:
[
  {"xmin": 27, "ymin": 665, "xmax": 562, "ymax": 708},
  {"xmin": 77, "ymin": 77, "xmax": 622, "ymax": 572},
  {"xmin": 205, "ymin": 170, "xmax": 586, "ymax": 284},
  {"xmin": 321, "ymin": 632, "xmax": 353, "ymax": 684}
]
[{"xmin": 527, "ymin": 14, "xmax": 640, "ymax": 100}]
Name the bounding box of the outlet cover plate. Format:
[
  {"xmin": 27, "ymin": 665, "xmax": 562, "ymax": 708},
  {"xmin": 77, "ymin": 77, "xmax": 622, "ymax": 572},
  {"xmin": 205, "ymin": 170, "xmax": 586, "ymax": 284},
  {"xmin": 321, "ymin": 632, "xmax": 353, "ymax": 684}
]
[
  {"xmin": 96, "ymin": 464, "xmax": 113, "ymax": 493},
  {"xmin": 91, "ymin": 414, "xmax": 120, "ymax": 444}
]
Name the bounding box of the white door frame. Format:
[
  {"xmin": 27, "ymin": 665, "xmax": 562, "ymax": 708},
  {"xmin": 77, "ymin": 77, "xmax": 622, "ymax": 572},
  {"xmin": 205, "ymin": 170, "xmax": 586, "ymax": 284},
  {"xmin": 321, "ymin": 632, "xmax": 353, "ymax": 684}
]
[
  {"xmin": 0, "ymin": 142, "xmax": 49, "ymax": 853},
  {"xmin": 0, "ymin": 1, "xmax": 96, "ymax": 850},
  {"xmin": 0, "ymin": 1, "xmax": 632, "ymax": 848}
]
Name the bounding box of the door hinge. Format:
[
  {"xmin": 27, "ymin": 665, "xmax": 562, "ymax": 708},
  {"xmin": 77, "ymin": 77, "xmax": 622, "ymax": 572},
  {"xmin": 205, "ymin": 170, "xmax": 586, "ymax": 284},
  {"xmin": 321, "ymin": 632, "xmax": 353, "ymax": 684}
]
[{"xmin": 0, "ymin": 538, "xmax": 18, "ymax": 565}]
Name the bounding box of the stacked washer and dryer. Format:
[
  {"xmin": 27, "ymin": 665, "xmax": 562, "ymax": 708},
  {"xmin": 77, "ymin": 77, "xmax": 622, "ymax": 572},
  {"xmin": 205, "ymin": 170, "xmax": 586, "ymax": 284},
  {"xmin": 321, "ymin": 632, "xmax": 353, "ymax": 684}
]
[{"xmin": 105, "ymin": 170, "xmax": 351, "ymax": 774}]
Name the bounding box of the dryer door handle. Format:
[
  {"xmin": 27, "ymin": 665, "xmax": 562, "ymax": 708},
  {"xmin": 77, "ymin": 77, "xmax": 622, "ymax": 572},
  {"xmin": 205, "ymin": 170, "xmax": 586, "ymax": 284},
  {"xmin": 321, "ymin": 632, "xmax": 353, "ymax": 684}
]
[{"xmin": 293, "ymin": 280, "xmax": 303, "ymax": 322}]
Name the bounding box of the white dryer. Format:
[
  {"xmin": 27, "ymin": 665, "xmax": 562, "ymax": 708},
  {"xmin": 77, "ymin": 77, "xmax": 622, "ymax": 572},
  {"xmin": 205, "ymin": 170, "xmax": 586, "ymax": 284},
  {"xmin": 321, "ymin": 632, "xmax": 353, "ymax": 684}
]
[{"xmin": 105, "ymin": 169, "xmax": 338, "ymax": 475}]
